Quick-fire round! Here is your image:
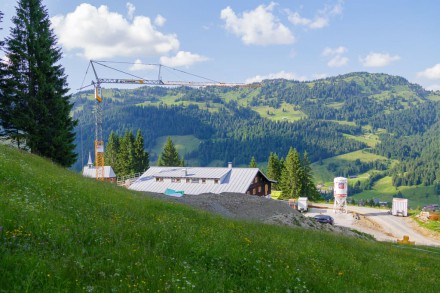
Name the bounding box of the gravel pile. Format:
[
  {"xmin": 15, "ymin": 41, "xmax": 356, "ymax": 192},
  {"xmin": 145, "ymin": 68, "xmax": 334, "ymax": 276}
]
[{"xmin": 143, "ymin": 192, "xmax": 372, "ymax": 239}]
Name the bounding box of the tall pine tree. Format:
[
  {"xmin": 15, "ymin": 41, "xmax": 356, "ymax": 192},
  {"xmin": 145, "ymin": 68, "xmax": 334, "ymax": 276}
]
[
  {"xmin": 280, "ymin": 147, "xmax": 303, "ymax": 199},
  {"xmin": 2, "ymin": 0, "xmax": 77, "ymax": 166},
  {"xmin": 104, "ymin": 131, "xmax": 120, "ymax": 174},
  {"xmin": 158, "ymin": 137, "xmax": 181, "ymax": 166},
  {"xmin": 249, "ymin": 156, "xmax": 257, "ymax": 168},
  {"xmin": 118, "ymin": 130, "xmax": 136, "ymax": 175},
  {"xmin": 267, "ymin": 152, "xmax": 282, "ymax": 189},
  {"xmin": 134, "ymin": 129, "xmax": 149, "ymax": 173},
  {"xmin": 300, "ymin": 151, "xmax": 320, "ymax": 200}
]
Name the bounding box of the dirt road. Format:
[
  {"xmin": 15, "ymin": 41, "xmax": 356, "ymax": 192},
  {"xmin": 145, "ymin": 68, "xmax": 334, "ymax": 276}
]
[{"xmin": 306, "ymin": 204, "xmax": 440, "ymax": 247}]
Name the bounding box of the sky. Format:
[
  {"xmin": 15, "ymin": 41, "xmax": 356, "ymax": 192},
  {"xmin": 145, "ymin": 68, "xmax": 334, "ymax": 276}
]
[{"xmin": 1, "ymin": 0, "xmax": 440, "ymax": 92}]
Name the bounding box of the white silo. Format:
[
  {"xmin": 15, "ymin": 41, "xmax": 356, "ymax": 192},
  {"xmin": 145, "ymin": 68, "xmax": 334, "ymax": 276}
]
[{"xmin": 333, "ymin": 177, "xmax": 348, "ymax": 213}]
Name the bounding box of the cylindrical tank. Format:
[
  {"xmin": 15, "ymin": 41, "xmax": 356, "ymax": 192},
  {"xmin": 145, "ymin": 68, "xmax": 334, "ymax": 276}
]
[{"xmin": 333, "ymin": 177, "xmax": 348, "ymax": 197}]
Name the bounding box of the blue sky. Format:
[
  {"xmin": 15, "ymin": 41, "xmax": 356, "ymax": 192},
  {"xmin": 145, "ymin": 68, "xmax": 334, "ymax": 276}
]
[{"xmin": 1, "ymin": 0, "xmax": 440, "ymax": 91}]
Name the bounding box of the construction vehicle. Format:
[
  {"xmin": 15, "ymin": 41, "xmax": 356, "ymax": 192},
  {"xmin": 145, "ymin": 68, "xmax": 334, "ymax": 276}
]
[{"xmin": 298, "ymin": 197, "xmax": 309, "ymax": 212}]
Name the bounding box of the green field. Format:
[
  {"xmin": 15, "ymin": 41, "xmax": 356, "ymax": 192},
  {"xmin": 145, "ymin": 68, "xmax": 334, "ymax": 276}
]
[
  {"xmin": 311, "ymin": 150, "xmax": 388, "ymax": 184},
  {"xmin": 353, "ymin": 176, "xmax": 440, "ymax": 208},
  {"xmin": 1, "ymin": 145, "xmax": 440, "ymax": 292},
  {"xmin": 253, "ymin": 103, "xmax": 307, "ymax": 122}
]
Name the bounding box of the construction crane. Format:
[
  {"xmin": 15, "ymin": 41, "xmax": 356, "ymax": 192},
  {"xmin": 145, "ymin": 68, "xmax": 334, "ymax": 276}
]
[{"xmin": 87, "ymin": 60, "xmax": 255, "ymax": 180}]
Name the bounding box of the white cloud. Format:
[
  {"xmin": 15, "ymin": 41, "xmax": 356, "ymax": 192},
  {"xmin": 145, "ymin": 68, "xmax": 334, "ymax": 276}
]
[
  {"xmin": 154, "ymin": 14, "xmax": 166, "ymax": 27},
  {"xmin": 322, "ymin": 46, "xmax": 348, "ymax": 67},
  {"xmin": 51, "ymin": 3, "xmax": 179, "ymax": 59},
  {"xmin": 417, "ymin": 64, "xmax": 440, "ymax": 80},
  {"xmin": 312, "ymin": 73, "xmax": 328, "ymax": 80},
  {"xmin": 220, "ymin": 3, "xmax": 295, "ymax": 45},
  {"xmin": 160, "ymin": 51, "xmax": 209, "ymax": 68},
  {"xmin": 126, "ymin": 2, "xmax": 135, "ymax": 20},
  {"xmin": 245, "ymin": 71, "xmax": 306, "ymax": 83},
  {"xmin": 328, "ymin": 55, "xmax": 348, "ymax": 67},
  {"xmin": 360, "ymin": 52, "xmax": 400, "ymax": 67},
  {"xmin": 322, "ymin": 46, "xmax": 347, "ymax": 56},
  {"xmin": 129, "ymin": 59, "xmax": 157, "ymax": 71},
  {"xmin": 426, "ymin": 84, "xmax": 440, "ymax": 91},
  {"xmin": 287, "ymin": 0, "xmax": 344, "ymax": 29}
]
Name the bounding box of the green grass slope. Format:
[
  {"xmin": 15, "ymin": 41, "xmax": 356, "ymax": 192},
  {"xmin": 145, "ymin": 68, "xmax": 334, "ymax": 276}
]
[{"xmin": 1, "ymin": 145, "xmax": 440, "ymax": 292}]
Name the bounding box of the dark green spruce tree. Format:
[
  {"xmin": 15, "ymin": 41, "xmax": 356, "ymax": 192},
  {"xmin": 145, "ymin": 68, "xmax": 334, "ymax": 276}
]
[
  {"xmin": 2, "ymin": 0, "xmax": 77, "ymax": 166},
  {"xmin": 300, "ymin": 151, "xmax": 321, "ymax": 200},
  {"xmin": 158, "ymin": 137, "xmax": 182, "ymax": 166},
  {"xmin": 134, "ymin": 129, "xmax": 149, "ymax": 173},
  {"xmin": 249, "ymin": 156, "xmax": 257, "ymax": 168},
  {"xmin": 104, "ymin": 131, "xmax": 120, "ymax": 174},
  {"xmin": 118, "ymin": 130, "xmax": 136, "ymax": 175},
  {"xmin": 267, "ymin": 152, "xmax": 282, "ymax": 189},
  {"xmin": 280, "ymin": 147, "xmax": 303, "ymax": 199}
]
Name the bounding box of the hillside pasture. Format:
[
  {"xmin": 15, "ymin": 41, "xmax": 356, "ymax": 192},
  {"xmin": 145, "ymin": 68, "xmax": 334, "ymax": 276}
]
[{"xmin": 1, "ymin": 145, "xmax": 440, "ymax": 292}]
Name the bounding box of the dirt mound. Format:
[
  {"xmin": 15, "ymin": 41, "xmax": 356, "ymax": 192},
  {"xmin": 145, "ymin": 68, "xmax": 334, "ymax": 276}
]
[{"xmin": 144, "ymin": 192, "xmax": 372, "ymax": 239}]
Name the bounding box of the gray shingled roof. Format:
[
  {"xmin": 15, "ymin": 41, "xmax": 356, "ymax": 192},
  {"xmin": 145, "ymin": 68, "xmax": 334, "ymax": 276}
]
[{"xmin": 129, "ymin": 166, "xmax": 265, "ymax": 195}]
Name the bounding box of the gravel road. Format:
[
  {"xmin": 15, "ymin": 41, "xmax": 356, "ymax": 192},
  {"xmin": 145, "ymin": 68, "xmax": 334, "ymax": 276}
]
[{"xmin": 306, "ymin": 204, "xmax": 440, "ymax": 247}]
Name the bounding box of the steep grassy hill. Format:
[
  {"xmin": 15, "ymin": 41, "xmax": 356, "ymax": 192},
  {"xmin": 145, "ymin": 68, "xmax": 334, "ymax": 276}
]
[{"xmin": 1, "ymin": 145, "xmax": 440, "ymax": 292}]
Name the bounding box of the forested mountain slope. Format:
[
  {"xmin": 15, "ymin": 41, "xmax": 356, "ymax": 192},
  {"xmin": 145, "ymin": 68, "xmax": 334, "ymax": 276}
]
[{"xmin": 71, "ymin": 72, "xmax": 440, "ymax": 193}]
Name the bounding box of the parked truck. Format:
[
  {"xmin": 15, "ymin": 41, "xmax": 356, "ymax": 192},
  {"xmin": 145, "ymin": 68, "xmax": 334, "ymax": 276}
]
[
  {"xmin": 392, "ymin": 198, "xmax": 408, "ymax": 217},
  {"xmin": 298, "ymin": 197, "xmax": 309, "ymax": 213}
]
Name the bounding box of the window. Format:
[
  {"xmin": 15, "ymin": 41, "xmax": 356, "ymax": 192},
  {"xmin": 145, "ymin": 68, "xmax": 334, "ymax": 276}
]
[
  {"xmin": 186, "ymin": 178, "xmax": 190, "ymax": 183},
  {"xmin": 156, "ymin": 177, "xmax": 163, "ymax": 182},
  {"xmin": 258, "ymin": 186, "xmax": 262, "ymax": 193},
  {"xmin": 172, "ymin": 178, "xmax": 181, "ymax": 183},
  {"xmin": 214, "ymin": 179, "xmax": 219, "ymax": 184},
  {"xmin": 202, "ymin": 179, "xmax": 206, "ymax": 184},
  {"xmin": 191, "ymin": 178, "xmax": 199, "ymax": 183},
  {"xmin": 254, "ymin": 177, "xmax": 258, "ymax": 183}
]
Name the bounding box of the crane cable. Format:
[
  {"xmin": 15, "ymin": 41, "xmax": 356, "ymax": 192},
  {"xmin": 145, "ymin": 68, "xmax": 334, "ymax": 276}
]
[{"xmin": 93, "ymin": 60, "xmax": 222, "ymax": 84}]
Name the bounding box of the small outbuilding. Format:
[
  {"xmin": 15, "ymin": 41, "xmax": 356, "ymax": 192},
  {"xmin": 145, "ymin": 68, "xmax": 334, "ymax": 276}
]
[{"xmin": 82, "ymin": 152, "xmax": 117, "ymax": 183}]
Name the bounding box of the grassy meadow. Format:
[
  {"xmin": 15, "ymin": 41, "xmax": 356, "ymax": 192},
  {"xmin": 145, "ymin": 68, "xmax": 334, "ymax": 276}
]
[{"xmin": 1, "ymin": 145, "xmax": 440, "ymax": 292}]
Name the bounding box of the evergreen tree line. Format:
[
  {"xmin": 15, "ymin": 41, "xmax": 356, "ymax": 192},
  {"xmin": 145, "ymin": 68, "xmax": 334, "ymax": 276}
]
[
  {"xmin": 104, "ymin": 130, "xmax": 149, "ymax": 177},
  {"xmin": 0, "ymin": 1, "xmax": 77, "ymax": 167},
  {"xmin": 265, "ymin": 149, "xmax": 321, "ymax": 200},
  {"xmin": 372, "ymin": 103, "xmax": 440, "ymax": 187},
  {"xmin": 71, "ymin": 103, "xmax": 365, "ymax": 171}
]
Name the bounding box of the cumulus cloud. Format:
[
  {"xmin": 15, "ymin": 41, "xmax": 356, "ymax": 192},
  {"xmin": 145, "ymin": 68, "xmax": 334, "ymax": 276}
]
[
  {"xmin": 160, "ymin": 51, "xmax": 209, "ymax": 68},
  {"xmin": 154, "ymin": 14, "xmax": 166, "ymax": 27},
  {"xmin": 245, "ymin": 71, "xmax": 306, "ymax": 83},
  {"xmin": 220, "ymin": 3, "xmax": 295, "ymax": 45},
  {"xmin": 426, "ymin": 84, "xmax": 440, "ymax": 91},
  {"xmin": 312, "ymin": 73, "xmax": 328, "ymax": 80},
  {"xmin": 51, "ymin": 3, "xmax": 179, "ymax": 59},
  {"xmin": 126, "ymin": 2, "xmax": 135, "ymax": 20},
  {"xmin": 129, "ymin": 59, "xmax": 157, "ymax": 71},
  {"xmin": 417, "ymin": 64, "xmax": 440, "ymax": 80},
  {"xmin": 328, "ymin": 55, "xmax": 348, "ymax": 67},
  {"xmin": 322, "ymin": 46, "xmax": 348, "ymax": 67},
  {"xmin": 322, "ymin": 46, "xmax": 347, "ymax": 56},
  {"xmin": 287, "ymin": 0, "xmax": 344, "ymax": 29},
  {"xmin": 360, "ymin": 52, "xmax": 400, "ymax": 67}
]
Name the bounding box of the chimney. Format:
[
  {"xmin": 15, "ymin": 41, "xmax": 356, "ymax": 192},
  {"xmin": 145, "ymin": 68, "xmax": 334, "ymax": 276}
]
[
  {"xmin": 181, "ymin": 168, "xmax": 187, "ymax": 176},
  {"xmin": 228, "ymin": 162, "xmax": 232, "ymax": 169}
]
